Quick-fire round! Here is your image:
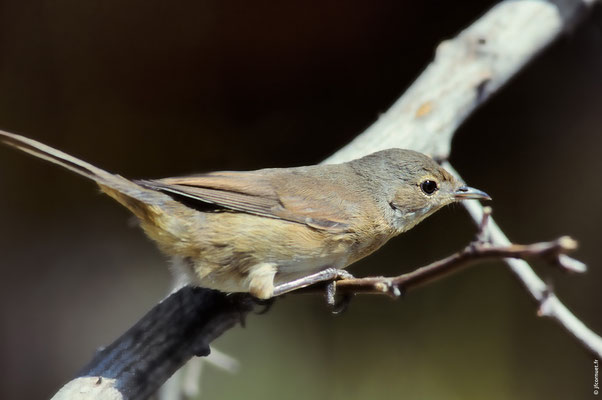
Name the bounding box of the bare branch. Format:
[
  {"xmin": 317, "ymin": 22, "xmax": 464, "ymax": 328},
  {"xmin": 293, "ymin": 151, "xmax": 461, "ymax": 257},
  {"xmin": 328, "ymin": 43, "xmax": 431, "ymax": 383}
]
[
  {"xmin": 322, "ymin": 0, "xmax": 602, "ymax": 359},
  {"xmin": 324, "ymin": 0, "xmax": 599, "ymax": 164},
  {"xmin": 51, "ymin": 288, "xmax": 254, "ymax": 400},
  {"xmin": 333, "ymin": 236, "xmax": 580, "ymax": 297}
]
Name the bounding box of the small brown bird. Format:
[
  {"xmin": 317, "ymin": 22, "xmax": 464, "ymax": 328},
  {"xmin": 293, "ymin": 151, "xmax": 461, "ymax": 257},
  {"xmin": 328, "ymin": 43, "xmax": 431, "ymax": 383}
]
[{"xmin": 0, "ymin": 130, "xmax": 490, "ymax": 299}]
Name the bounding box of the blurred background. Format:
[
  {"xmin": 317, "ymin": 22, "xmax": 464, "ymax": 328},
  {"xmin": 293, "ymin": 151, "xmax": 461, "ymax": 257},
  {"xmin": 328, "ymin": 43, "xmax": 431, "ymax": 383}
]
[{"xmin": 0, "ymin": 1, "xmax": 601, "ymax": 399}]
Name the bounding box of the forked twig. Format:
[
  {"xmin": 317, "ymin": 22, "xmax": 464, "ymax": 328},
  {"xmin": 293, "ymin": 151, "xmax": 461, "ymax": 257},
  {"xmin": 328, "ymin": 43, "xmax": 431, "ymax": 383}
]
[{"xmin": 331, "ymin": 209, "xmax": 582, "ymax": 297}]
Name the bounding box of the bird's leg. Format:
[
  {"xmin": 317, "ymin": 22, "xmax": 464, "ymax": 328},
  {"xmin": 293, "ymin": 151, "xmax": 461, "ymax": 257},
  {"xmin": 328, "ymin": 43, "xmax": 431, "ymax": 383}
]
[{"xmin": 272, "ymin": 268, "xmax": 354, "ymax": 297}]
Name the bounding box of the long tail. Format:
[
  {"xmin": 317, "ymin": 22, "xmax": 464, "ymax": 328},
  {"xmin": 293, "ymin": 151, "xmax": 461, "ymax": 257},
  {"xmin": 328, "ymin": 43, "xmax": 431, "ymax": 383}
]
[{"xmin": 0, "ymin": 129, "xmax": 166, "ymax": 221}]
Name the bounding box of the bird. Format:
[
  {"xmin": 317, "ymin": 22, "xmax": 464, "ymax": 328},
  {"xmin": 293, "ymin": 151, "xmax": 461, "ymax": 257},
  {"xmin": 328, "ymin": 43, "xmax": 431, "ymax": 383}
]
[{"xmin": 0, "ymin": 130, "xmax": 490, "ymax": 299}]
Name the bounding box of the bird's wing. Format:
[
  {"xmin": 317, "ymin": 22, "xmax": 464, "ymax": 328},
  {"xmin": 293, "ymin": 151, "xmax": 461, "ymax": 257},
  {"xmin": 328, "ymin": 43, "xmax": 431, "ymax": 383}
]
[{"xmin": 136, "ymin": 169, "xmax": 355, "ymax": 232}]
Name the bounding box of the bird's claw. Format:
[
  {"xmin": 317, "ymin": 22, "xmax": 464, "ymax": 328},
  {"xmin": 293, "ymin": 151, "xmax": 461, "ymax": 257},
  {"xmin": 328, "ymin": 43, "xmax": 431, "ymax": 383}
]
[{"xmin": 325, "ymin": 271, "xmax": 355, "ymax": 313}]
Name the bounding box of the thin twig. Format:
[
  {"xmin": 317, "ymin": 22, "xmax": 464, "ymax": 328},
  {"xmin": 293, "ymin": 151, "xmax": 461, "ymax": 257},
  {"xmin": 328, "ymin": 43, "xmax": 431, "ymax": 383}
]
[
  {"xmin": 332, "ymin": 236, "xmax": 580, "ymax": 297},
  {"xmin": 296, "ymin": 209, "xmax": 581, "ymax": 299}
]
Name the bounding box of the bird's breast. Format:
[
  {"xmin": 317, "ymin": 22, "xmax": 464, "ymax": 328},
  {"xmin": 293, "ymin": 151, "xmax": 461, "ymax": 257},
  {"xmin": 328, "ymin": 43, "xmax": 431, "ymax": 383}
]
[{"xmin": 143, "ymin": 206, "xmax": 395, "ymax": 285}]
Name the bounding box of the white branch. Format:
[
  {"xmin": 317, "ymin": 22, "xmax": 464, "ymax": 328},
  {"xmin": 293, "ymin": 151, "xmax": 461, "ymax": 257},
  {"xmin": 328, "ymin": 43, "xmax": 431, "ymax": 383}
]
[
  {"xmin": 323, "ymin": 0, "xmax": 602, "ymax": 358},
  {"xmin": 325, "ymin": 0, "xmax": 590, "ymax": 163}
]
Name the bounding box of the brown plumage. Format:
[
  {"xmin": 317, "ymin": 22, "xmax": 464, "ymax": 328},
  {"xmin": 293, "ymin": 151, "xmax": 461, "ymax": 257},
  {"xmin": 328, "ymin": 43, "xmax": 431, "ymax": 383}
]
[{"xmin": 0, "ymin": 129, "xmax": 490, "ymax": 298}]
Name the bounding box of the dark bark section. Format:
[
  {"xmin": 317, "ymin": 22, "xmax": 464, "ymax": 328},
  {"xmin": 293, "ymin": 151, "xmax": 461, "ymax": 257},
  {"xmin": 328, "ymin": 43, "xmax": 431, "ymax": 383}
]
[{"xmin": 77, "ymin": 287, "xmax": 254, "ymax": 400}]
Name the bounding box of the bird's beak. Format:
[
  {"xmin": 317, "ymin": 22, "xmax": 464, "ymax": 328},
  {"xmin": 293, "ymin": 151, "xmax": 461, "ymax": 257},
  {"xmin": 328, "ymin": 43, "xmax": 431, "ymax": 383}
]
[{"xmin": 455, "ymin": 186, "xmax": 491, "ymax": 201}]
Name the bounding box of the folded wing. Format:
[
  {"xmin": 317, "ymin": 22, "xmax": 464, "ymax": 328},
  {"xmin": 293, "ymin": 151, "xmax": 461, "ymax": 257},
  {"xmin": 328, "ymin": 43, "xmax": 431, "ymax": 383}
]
[{"xmin": 136, "ymin": 169, "xmax": 355, "ymax": 232}]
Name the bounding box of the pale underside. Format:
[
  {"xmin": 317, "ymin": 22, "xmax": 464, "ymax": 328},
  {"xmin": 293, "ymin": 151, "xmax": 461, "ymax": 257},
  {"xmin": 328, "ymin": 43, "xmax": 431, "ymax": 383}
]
[{"xmin": 135, "ymin": 169, "xmax": 397, "ymax": 298}]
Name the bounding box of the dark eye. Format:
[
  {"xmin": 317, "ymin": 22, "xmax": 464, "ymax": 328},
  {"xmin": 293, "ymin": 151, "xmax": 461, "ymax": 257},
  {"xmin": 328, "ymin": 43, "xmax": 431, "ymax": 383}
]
[{"xmin": 420, "ymin": 180, "xmax": 438, "ymax": 195}]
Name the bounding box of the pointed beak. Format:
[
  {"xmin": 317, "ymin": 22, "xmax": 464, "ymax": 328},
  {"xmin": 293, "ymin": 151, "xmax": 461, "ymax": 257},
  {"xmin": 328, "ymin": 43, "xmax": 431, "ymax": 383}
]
[{"xmin": 455, "ymin": 186, "xmax": 491, "ymax": 201}]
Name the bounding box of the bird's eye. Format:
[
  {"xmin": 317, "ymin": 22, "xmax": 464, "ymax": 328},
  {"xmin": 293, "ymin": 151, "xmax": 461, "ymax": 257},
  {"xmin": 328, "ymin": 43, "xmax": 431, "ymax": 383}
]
[{"xmin": 420, "ymin": 180, "xmax": 438, "ymax": 195}]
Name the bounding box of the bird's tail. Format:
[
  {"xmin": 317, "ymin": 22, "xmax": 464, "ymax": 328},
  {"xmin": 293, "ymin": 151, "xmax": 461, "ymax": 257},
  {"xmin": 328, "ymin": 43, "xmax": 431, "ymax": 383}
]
[{"xmin": 0, "ymin": 129, "xmax": 167, "ymax": 222}]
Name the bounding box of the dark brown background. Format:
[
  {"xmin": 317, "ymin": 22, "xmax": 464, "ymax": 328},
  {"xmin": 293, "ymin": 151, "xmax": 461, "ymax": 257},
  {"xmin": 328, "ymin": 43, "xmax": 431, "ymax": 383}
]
[{"xmin": 0, "ymin": 1, "xmax": 601, "ymax": 399}]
